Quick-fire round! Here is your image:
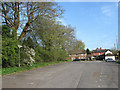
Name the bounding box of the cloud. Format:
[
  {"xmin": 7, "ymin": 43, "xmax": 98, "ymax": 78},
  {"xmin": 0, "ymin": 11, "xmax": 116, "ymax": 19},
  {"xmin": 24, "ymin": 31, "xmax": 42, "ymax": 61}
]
[{"xmin": 101, "ymin": 6, "xmax": 112, "ymax": 17}]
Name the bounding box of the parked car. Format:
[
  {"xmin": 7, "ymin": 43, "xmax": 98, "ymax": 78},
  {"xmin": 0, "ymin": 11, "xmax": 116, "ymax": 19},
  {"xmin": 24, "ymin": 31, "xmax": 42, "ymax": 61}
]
[
  {"xmin": 81, "ymin": 59, "xmax": 85, "ymax": 61},
  {"xmin": 73, "ymin": 59, "xmax": 81, "ymax": 61},
  {"xmin": 105, "ymin": 58, "xmax": 115, "ymax": 62}
]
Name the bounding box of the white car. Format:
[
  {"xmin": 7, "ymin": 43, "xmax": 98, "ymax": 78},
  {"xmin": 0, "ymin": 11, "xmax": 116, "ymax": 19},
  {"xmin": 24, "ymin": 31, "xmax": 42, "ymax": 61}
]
[{"xmin": 105, "ymin": 58, "xmax": 115, "ymax": 62}]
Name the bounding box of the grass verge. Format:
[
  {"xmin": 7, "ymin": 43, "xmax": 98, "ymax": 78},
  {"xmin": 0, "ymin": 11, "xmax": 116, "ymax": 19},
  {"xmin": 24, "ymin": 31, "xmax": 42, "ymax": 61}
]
[
  {"xmin": 116, "ymin": 60, "xmax": 120, "ymax": 64},
  {"xmin": 2, "ymin": 60, "xmax": 72, "ymax": 76}
]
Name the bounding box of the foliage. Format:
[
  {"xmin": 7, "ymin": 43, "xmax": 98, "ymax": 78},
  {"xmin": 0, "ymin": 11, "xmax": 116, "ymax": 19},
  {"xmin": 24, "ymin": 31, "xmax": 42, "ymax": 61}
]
[
  {"xmin": 22, "ymin": 37, "xmax": 36, "ymax": 49},
  {"xmin": 2, "ymin": 25, "xmax": 19, "ymax": 67},
  {"xmin": 86, "ymin": 48, "xmax": 91, "ymax": 54},
  {"xmin": 69, "ymin": 39, "xmax": 85, "ymax": 51},
  {"xmin": 116, "ymin": 60, "xmax": 120, "ymax": 64}
]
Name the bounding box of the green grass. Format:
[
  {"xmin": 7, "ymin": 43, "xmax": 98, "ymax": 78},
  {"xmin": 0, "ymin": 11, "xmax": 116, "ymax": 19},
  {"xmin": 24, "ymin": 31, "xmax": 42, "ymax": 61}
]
[
  {"xmin": 2, "ymin": 60, "xmax": 72, "ymax": 76},
  {"xmin": 0, "ymin": 69, "xmax": 1, "ymax": 76},
  {"xmin": 116, "ymin": 60, "xmax": 120, "ymax": 64}
]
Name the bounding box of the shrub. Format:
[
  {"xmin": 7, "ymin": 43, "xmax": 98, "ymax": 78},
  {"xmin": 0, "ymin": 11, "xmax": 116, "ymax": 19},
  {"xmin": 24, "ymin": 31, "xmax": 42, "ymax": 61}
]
[{"xmin": 2, "ymin": 25, "xmax": 19, "ymax": 67}]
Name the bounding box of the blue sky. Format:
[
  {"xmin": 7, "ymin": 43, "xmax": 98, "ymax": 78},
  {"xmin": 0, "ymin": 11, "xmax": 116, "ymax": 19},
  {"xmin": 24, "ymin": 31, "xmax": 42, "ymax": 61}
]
[{"xmin": 58, "ymin": 2, "xmax": 118, "ymax": 50}]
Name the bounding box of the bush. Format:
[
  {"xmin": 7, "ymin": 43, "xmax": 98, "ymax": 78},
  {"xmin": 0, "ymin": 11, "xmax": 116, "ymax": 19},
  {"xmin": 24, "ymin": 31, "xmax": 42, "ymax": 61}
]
[
  {"xmin": 2, "ymin": 25, "xmax": 19, "ymax": 67},
  {"xmin": 35, "ymin": 46, "xmax": 49, "ymax": 62},
  {"xmin": 1, "ymin": 25, "xmax": 31, "ymax": 67}
]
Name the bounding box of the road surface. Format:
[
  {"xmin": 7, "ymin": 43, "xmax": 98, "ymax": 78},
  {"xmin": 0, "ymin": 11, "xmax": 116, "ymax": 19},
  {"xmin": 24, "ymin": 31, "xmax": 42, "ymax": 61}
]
[{"xmin": 2, "ymin": 61, "xmax": 118, "ymax": 88}]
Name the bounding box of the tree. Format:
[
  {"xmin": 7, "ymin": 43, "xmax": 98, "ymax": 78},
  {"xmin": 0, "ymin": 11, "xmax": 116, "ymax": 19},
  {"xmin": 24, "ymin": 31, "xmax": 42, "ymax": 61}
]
[
  {"xmin": 86, "ymin": 48, "xmax": 91, "ymax": 54},
  {"xmin": 22, "ymin": 36, "xmax": 36, "ymax": 49},
  {"xmin": 70, "ymin": 40, "xmax": 85, "ymax": 51},
  {"xmin": 27, "ymin": 16, "xmax": 77, "ymax": 61},
  {"xmin": 110, "ymin": 48, "xmax": 119, "ymax": 55},
  {"xmin": 1, "ymin": 2, "xmax": 64, "ymax": 40}
]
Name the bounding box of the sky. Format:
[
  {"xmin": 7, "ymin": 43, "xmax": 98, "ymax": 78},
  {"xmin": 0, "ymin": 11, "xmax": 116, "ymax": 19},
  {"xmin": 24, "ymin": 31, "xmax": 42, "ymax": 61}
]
[{"xmin": 58, "ymin": 2, "xmax": 118, "ymax": 50}]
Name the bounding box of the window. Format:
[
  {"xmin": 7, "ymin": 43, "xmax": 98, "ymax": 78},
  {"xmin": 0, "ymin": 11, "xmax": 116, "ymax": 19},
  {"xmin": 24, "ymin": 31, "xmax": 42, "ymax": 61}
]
[{"xmin": 81, "ymin": 54, "xmax": 84, "ymax": 56}]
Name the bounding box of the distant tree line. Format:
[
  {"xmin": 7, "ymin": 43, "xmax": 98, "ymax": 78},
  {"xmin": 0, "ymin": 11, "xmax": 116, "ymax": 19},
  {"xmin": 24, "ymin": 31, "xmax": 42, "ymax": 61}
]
[{"xmin": 1, "ymin": 2, "xmax": 85, "ymax": 68}]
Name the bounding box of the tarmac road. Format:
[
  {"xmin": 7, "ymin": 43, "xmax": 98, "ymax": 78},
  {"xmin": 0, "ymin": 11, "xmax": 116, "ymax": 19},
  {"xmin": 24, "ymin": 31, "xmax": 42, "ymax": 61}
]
[{"xmin": 2, "ymin": 61, "xmax": 118, "ymax": 88}]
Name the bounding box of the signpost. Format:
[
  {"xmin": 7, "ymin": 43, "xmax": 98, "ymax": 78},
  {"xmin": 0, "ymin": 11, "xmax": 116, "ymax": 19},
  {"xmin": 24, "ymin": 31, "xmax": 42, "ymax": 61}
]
[{"xmin": 17, "ymin": 45, "xmax": 22, "ymax": 67}]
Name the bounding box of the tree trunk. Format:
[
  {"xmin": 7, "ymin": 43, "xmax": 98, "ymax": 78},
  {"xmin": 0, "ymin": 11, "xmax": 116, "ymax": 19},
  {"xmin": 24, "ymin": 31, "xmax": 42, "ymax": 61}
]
[
  {"xmin": 19, "ymin": 22, "xmax": 30, "ymax": 40},
  {"xmin": 19, "ymin": 31, "xmax": 26, "ymax": 41}
]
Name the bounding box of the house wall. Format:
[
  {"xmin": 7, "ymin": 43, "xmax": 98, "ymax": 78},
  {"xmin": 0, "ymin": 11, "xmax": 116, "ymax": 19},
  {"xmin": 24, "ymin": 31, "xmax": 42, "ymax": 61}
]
[
  {"xmin": 78, "ymin": 53, "xmax": 87, "ymax": 59},
  {"xmin": 69, "ymin": 53, "xmax": 87, "ymax": 60},
  {"xmin": 92, "ymin": 53, "xmax": 95, "ymax": 56},
  {"xmin": 97, "ymin": 53, "xmax": 99, "ymax": 55},
  {"xmin": 100, "ymin": 52, "xmax": 104, "ymax": 55},
  {"xmin": 92, "ymin": 52, "xmax": 105, "ymax": 56},
  {"xmin": 69, "ymin": 56, "xmax": 75, "ymax": 60}
]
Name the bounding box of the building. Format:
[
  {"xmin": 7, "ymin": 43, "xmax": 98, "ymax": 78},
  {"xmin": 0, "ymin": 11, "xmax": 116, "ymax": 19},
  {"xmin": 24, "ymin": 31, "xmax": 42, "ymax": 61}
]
[
  {"xmin": 68, "ymin": 50, "xmax": 87, "ymax": 60},
  {"xmin": 91, "ymin": 47, "xmax": 109, "ymax": 56},
  {"xmin": 91, "ymin": 47, "xmax": 110, "ymax": 60},
  {"xmin": 91, "ymin": 47, "xmax": 116, "ymax": 60}
]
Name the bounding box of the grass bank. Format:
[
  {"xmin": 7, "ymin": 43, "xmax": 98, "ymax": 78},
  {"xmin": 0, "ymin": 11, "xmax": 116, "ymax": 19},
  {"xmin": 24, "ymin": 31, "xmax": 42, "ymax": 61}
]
[{"xmin": 2, "ymin": 60, "xmax": 72, "ymax": 76}]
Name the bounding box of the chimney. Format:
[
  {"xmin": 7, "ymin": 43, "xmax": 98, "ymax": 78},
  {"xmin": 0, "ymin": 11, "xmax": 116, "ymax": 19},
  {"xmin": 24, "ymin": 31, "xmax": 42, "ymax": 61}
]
[
  {"xmin": 96, "ymin": 48, "xmax": 98, "ymax": 50},
  {"xmin": 100, "ymin": 47, "xmax": 102, "ymax": 50}
]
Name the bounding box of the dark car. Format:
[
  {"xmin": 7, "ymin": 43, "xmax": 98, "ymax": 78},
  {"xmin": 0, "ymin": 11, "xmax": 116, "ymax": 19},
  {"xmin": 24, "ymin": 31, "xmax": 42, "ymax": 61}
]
[
  {"xmin": 73, "ymin": 59, "xmax": 81, "ymax": 61},
  {"xmin": 105, "ymin": 58, "xmax": 114, "ymax": 62}
]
